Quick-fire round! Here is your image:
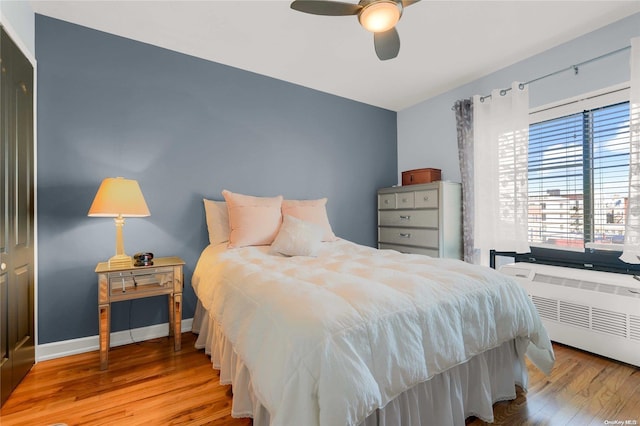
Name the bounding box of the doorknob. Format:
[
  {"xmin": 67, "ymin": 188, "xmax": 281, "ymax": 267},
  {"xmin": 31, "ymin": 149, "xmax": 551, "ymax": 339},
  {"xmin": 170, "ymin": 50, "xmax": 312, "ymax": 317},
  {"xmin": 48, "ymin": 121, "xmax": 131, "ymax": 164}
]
[{"xmin": 0, "ymin": 263, "xmax": 6, "ymax": 271}]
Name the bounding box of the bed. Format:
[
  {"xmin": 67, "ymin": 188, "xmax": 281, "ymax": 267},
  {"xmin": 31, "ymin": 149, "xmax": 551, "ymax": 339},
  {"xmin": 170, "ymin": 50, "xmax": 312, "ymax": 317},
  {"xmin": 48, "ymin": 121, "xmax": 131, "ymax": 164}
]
[{"xmin": 191, "ymin": 235, "xmax": 555, "ymax": 426}]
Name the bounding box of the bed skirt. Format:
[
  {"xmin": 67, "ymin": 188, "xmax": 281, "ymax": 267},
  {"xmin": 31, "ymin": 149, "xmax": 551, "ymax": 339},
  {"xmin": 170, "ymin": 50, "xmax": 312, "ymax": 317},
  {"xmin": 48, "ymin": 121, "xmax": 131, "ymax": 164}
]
[{"xmin": 192, "ymin": 301, "xmax": 529, "ymax": 426}]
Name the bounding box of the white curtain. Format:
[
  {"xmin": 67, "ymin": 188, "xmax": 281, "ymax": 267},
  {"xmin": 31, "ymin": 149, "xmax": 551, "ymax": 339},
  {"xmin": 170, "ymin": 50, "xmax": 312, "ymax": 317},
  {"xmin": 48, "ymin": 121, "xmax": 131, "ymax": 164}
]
[
  {"xmin": 620, "ymin": 37, "xmax": 640, "ymax": 264},
  {"xmin": 473, "ymin": 82, "xmax": 530, "ymax": 266}
]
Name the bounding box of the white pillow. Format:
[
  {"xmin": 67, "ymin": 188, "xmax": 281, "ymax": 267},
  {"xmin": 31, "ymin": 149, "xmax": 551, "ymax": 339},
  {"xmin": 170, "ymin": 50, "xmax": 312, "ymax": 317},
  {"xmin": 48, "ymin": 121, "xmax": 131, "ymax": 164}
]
[
  {"xmin": 270, "ymin": 215, "xmax": 323, "ymax": 257},
  {"xmin": 203, "ymin": 198, "xmax": 230, "ymax": 245}
]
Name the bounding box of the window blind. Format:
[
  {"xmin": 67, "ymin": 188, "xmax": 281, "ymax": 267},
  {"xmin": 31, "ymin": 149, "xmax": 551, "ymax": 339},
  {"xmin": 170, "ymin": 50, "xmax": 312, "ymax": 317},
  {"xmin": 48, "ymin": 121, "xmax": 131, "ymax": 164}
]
[{"xmin": 528, "ymin": 101, "xmax": 630, "ymax": 251}]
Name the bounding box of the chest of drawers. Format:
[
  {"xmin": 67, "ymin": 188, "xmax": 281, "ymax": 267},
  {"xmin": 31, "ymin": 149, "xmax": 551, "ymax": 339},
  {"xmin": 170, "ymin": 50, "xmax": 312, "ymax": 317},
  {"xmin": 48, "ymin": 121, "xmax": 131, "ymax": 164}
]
[{"xmin": 377, "ymin": 181, "xmax": 462, "ymax": 259}]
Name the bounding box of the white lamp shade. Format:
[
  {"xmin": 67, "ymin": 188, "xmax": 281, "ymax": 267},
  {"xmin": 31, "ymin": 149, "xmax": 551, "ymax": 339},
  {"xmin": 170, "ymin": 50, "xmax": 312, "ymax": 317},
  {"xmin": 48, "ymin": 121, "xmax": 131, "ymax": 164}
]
[
  {"xmin": 88, "ymin": 177, "xmax": 150, "ymax": 217},
  {"xmin": 358, "ymin": 1, "xmax": 401, "ymax": 33}
]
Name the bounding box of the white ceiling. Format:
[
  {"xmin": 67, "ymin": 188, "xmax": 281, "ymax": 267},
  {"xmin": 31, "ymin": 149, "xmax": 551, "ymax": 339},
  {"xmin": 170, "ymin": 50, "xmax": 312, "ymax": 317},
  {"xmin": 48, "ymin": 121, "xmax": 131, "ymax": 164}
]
[{"xmin": 30, "ymin": 0, "xmax": 640, "ymax": 111}]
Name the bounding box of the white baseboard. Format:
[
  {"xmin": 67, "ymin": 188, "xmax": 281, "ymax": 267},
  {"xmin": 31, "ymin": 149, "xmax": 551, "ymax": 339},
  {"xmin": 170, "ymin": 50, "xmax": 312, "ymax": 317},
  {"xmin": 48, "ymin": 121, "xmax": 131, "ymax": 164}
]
[{"xmin": 36, "ymin": 318, "xmax": 193, "ymax": 362}]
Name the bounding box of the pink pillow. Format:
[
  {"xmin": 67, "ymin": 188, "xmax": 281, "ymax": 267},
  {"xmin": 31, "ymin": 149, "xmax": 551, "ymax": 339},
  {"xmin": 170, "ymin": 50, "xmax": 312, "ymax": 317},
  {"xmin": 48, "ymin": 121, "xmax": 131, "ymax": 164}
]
[
  {"xmin": 281, "ymin": 198, "xmax": 337, "ymax": 241},
  {"xmin": 222, "ymin": 190, "xmax": 283, "ymax": 248},
  {"xmin": 203, "ymin": 199, "xmax": 229, "ymax": 245}
]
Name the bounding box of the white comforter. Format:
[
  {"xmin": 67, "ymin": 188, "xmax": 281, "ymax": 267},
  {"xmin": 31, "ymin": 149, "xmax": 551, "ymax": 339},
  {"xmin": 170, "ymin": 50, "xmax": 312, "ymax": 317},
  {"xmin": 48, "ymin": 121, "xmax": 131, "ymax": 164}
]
[{"xmin": 192, "ymin": 240, "xmax": 554, "ymax": 426}]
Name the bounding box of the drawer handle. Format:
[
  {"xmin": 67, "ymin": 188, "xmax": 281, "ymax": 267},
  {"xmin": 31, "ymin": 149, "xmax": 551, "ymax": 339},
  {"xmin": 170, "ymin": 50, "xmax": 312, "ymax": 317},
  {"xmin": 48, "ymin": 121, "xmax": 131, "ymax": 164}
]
[
  {"xmin": 399, "ymin": 233, "xmax": 411, "ymax": 238},
  {"xmin": 401, "ymin": 198, "xmax": 408, "ymax": 203},
  {"xmin": 384, "ymin": 199, "xmax": 390, "ymax": 204},
  {"xmin": 399, "ymin": 215, "xmax": 411, "ymax": 220},
  {"xmin": 423, "ymin": 196, "xmax": 429, "ymax": 201}
]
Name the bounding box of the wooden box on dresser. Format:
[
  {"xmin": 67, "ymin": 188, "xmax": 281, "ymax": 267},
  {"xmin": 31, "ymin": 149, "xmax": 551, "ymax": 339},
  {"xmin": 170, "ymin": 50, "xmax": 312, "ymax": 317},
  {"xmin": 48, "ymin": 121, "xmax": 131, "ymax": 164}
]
[{"xmin": 377, "ymin": 181, "xmax": 462, "ymax": 259}]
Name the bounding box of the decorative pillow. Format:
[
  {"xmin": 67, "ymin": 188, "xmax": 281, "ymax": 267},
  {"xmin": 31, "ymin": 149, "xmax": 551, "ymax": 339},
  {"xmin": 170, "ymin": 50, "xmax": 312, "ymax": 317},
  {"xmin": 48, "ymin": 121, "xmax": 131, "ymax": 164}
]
[
  {"xmin": 203, "ymin": 199, "xmax": 230, "ymax": 245},
  {"xmin": 270, "ymin": 215, "xmax": 323, "ymax": 257},
  {"xmin": 281, "ymin": 198, "xmax": 337, "ymax": 241},
  {"xmin": 222, "ymin": 190, "xmax": 283, "ymax": 248}
]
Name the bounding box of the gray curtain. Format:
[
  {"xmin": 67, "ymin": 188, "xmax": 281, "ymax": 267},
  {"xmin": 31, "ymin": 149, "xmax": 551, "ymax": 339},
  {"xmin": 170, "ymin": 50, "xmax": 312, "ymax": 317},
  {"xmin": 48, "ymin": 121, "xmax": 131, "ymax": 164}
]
[{"xmin": 454, "ymin": 99, "xmax": 475, "ymax": 263}]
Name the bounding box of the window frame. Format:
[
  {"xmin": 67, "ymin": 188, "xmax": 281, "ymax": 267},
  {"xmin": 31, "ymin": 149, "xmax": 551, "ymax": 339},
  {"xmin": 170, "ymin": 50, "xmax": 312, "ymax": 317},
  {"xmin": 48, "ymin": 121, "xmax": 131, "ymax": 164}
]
[{"xmin": 525, "ymin": 83, "xmax": 639, "ymax": 275}]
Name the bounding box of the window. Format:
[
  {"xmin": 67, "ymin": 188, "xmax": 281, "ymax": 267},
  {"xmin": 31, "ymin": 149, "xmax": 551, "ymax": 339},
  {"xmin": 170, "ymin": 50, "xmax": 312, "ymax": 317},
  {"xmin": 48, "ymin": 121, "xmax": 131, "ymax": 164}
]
[{"xmin": 526, "ymin": 85, "xmax": 638, "ymax": 273}]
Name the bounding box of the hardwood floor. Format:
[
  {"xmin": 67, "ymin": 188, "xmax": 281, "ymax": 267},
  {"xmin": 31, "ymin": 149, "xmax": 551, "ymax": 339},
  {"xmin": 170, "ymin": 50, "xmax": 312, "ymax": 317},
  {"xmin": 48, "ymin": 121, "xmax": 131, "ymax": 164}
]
[
  {"xmin": 0, "ymin": 333, "xmax": 638, "ymax": 425},
  {"xmin": 0, "ymin": 333, "xmax": 251, "ymax": 426},
  {"xmin": 467, "ymin": 344, "xmax": 640, "ymax": 426}
]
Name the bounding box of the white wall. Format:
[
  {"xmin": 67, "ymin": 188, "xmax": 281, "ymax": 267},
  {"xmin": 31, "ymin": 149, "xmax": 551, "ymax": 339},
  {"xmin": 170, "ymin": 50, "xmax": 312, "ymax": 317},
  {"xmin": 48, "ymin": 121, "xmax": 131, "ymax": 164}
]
[
  {"xmin": 397, "ymin": 12, "xmax": 640, "ymax": 185},
  {"xmin": 0, "ymin": 0, "xmax": 35, "ymax": 60}
]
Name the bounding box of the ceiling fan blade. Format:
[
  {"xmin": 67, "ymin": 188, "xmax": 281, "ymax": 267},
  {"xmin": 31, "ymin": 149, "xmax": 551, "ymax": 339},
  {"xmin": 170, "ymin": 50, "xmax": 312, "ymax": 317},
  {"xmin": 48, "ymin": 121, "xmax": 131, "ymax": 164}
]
[
  {"xmin": 402, "ymin": 0, "xmax": 420, "ymax": 7},
  {"xmin": 290, "ymin": 0, "xmax": 361, "ymax": 16},
  {"xmin": 374, "ymin": 27, "xmax": 400, "ymax": 60}
]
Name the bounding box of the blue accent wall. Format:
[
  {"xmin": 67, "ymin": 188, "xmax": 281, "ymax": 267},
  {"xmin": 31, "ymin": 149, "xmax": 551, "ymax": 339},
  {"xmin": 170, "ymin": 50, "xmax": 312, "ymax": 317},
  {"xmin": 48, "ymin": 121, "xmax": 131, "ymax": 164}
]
[{"xmin": 35, "ymin": 15, "xmax": 397, "ymax": 344}]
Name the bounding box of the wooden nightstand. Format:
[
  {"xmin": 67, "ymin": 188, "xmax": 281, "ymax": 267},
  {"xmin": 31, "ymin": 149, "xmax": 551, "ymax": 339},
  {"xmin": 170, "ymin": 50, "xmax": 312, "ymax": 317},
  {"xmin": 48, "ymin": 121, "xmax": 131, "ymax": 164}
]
[{"xmin": 95, "ymin": 256, "xmax": 185, "ymax": 370}]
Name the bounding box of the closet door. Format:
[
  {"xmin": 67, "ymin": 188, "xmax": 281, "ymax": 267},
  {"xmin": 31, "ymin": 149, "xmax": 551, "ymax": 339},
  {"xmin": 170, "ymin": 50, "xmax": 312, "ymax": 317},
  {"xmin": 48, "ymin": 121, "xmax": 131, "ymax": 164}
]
[{"xmin": 0, "ymin": 26, "xmax": 35, "ymax": 407}]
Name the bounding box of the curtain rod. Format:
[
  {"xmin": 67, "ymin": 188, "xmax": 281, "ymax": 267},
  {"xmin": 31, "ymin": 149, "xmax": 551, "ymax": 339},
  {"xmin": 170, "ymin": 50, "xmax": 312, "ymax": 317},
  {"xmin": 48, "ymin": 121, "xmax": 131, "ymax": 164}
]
[
  {"xmin": 480, "ymin": 45, "xmax": 631, "ymax": 102},
  {"xmin": 451, "ymin": 44, "xmax": 631, "ymax": 109}
]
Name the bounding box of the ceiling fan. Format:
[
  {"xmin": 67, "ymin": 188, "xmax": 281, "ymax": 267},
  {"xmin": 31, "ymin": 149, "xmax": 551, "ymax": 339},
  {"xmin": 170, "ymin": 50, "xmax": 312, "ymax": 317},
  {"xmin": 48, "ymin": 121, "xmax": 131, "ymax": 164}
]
[{"xmin": 290, "ymin": 0, "xmax": 420, "ymax": 61}]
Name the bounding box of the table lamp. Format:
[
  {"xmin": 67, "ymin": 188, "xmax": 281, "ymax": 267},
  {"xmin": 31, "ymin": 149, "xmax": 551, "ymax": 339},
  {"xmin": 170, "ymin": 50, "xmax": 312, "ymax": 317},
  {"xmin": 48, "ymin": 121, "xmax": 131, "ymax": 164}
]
[{"xmin": 88, "ymin": 177, "xmax": 150, "ymax": 268}]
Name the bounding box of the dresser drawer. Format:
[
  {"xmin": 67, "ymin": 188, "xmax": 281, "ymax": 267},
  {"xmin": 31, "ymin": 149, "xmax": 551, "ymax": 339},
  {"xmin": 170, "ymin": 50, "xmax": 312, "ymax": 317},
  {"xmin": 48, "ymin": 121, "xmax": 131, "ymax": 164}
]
[
  {"xmin": 378, "ymin": 227, "xmax": 438, "ymax": 248},
  {"xmin": 379, "ymin": 243, "xmax": 439, "ymax": 257},
  {"xmin": 378, "ymin": 193, "xmax": 396, "ymax": 209},
  {"xmin": 379, "ymin": 210, "xmax": 438, "ymax": 228},
  {"xmin": 107, "ymin": 266, "xmax": 174, "ymax": 299},
  {"xmin": 414, "ymin": 189, "xmax": 438, "ymax": 208},
  {"xmin": 396, "ymin": 192, "xmax": 415, "ymax": 209}
]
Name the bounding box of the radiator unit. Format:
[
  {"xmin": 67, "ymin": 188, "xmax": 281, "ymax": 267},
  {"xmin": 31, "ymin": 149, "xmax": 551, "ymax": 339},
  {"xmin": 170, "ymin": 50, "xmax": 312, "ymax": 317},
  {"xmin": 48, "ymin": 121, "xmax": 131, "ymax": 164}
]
[{"xmin": 499, "ymin": 262, "xmax": 640, "ymax": 367}]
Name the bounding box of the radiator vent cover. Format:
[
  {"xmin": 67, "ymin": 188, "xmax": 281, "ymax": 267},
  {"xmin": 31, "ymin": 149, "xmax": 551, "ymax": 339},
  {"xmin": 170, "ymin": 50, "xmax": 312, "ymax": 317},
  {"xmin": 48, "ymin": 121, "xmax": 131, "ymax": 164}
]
[
  {"xmin": 501, "ymin": 262, "xmax": 640, "ymax": 366},
  {"xmin": 528, "ymin": 288, "xmax": 636, "ymax": 340},
  {"xmin": 533, "ymin": 273, "xmax": 640, "ymax": 298},
  {"xmin": 559, "ymin": 301, "xmax": 589, "ymax": 329},
  {"xmin": 630, "ymin": 315, "xmax": 640, "ymax": 342},
  {"xmin": 531, "ymin": 295, "xmax": 558, "ymax": 321},
  {"xmin": 592, "ymin": 308, "xmax": 627, "ymax": 338}
]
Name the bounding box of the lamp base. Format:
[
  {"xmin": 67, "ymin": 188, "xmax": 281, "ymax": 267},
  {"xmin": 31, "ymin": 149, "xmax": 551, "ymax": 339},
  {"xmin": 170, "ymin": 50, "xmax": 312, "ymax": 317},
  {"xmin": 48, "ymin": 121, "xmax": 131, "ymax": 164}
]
[{"xmin": 108, "ymin": 254, "xmax": 133, "ymax": 269}]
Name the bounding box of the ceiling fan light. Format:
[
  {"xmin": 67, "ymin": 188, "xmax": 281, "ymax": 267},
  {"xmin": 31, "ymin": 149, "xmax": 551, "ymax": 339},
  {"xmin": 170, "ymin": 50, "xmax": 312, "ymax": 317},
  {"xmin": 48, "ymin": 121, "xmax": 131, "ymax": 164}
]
[{"xmin": 359, "ymin": 1, "xmax": 401, "ymax": 33}]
